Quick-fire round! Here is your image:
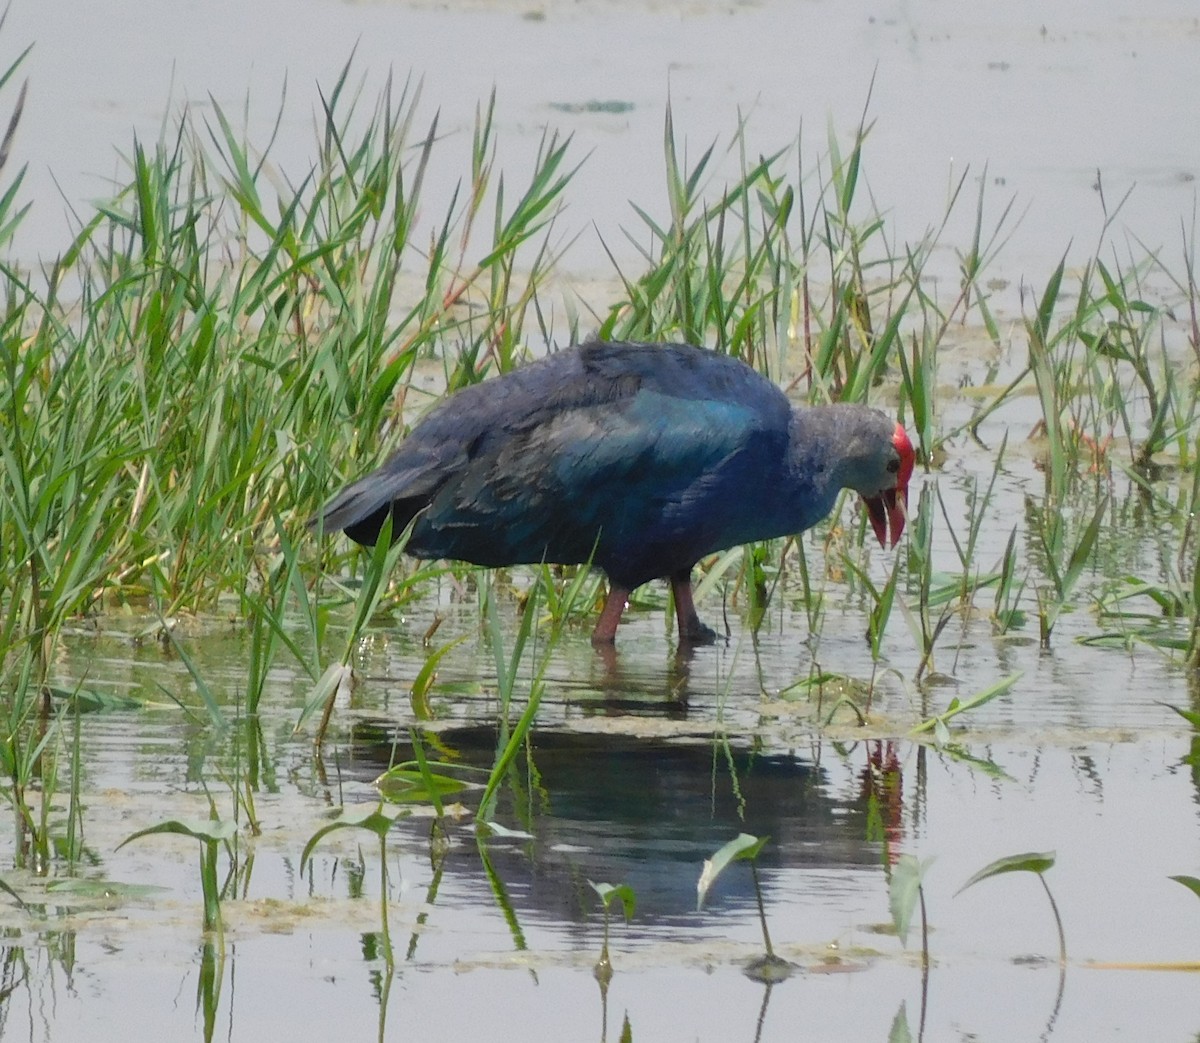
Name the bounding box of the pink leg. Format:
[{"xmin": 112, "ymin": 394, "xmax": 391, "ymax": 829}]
[
  {"xmin": 591, "ymin": 584, "xmax": 631, "ymax": 646},
  {"xmin": 670, "ymin": 571, "xmax": 718, "ymax": 645}
]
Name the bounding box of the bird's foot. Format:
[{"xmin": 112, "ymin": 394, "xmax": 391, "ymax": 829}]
[
  {"xmin": 678, "ymin": 618, "xmax": 718, "ymax": 646},
  {"xmin": 670, "ymin": 573, "xmax": 720, "ymax": 647}
]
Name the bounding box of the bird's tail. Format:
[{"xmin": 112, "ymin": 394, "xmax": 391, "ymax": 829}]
[{"xmin": 308, "ymin": 464, "xmax": 441, "ymax": 547}]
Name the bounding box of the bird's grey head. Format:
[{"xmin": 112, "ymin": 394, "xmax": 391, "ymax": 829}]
[{"xmin": 791, "ymin": 404, "xmax": 915, "ymax": 547}]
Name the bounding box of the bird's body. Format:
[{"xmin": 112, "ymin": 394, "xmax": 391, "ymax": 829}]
[{"xmin": 313, "ymin": 341, "xmax": 914, "ymax": 644}]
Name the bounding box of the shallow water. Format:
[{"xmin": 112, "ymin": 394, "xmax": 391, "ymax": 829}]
[
  {"xmin": 8, "ymin": 505, "xmax": 1200, "ymax": 1043},
  {"xmin": 8, "ymin": 0, "xmax": 1200, "ymax": 303},
  {"xmin": 5, "ymin": 2, "xmax": 1200, "ymax": 1041}
]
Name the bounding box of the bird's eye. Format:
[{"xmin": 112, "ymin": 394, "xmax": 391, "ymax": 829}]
[{"xmin": 886, "ymin": 458, "xmax": 900, "ymax": 474}]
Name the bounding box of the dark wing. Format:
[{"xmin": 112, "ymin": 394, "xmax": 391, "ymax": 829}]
[
  {"xmin": 409, "ymin": 383, "xmax": 786, "ymax": 586},
  {"xmin": 312, "ymin": 341, "xmax": 790, "ymax": 561}
]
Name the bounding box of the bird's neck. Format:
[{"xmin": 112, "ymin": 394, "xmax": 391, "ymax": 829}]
[{"xmin": 778, "ymin": 408, "xmax": 849, "ymax": 527}]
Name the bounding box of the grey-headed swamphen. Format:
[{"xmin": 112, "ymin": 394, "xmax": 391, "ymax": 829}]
[{"xmin": 312, "ymin": 340, "xmax": 914, "ymax": 645}]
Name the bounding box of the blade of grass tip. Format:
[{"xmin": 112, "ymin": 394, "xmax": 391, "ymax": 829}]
[
  {"xmin": 1034, "ymin": 254, "xmax": 1066, "ymax": 348},
  {"xmin": 409, "ymin": 727, "xmax": 445, "ymax": 818},
  {"xmin": 0, "ymin": 28, "xmax": 35, "ymax": 94},
  {"xmin": 390, "ymin": 110, "xmax": 438, "ymax": 251},
  {"xmin": 345, "ymin": 511, "xmax": 404, "ymax": 647},
  {"xmin": 663, "ymin": 96, "xmax": 684, "ymax": 230},
  {"xmin": 484, "ymin": 578, "xmax": 510, "ymax": 707},
  {"xmin": 160, "ymin": 623, "xmax": 228, "ymax": 729},
  {"xmin": 478, "ymin": 135, "xmax": 579, "ymax": 269},
  {"xmin": 0, "ymin": 76, "xmax": 27, "ymax": 176},
  {"xmin": 504, "ymin": 572, "xmax": 540, "ymax": 708},
  {"xmin": 1060, "ymin": 496, "xmax": 1107, "ymax": 595},
  {"xmin": 248, "ymin": 74, "xmax": 289, "ymax": 182},
  {"xmin": 478, "ymin": 581, "xmax": 548, "ymax": 822},
  {"xmin": 476, "ymin": 658, "xmax": 544, "ymax": 825},
  {"xmin": 839, "ymin": 130, "xmax": 861, "ymax": 220},
  {"xmin": 965, "ymin": 430, "xmax": 1009, "ymax": 564},
  {"xmin": 683, "ymin": 138, "xmax": 715, "ymax": 204},
  {"xmin": 205, "ymin": 97, "xmax": 263, "ymax": 222}
]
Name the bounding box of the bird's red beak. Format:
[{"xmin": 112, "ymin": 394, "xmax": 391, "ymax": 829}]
[
  {"xmin": 864, "ymin": 423, "xmax": 915, "ymax": 549},
  {"xmin": 864, "ymin": 486, "xmax": 907, "ymax": 548}
]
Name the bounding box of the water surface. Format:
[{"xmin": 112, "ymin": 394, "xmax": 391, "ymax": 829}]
[{"xmin": 4, "ymin": 3, "xmax": 1200, "ymax": 1040}]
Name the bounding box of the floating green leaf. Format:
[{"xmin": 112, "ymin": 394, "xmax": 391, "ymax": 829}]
[
  {"xmin": 374, "ymin": 766, "xmax": 471, "ymax": 804},
  {"xmin": 46, "ymin": 686, "xmax": 142, "ymax": 712}
]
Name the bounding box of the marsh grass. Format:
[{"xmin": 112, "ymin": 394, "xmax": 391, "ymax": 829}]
[{"xmin": 3, "ymin": 39, "xmax": 1200, "ymax": 894}]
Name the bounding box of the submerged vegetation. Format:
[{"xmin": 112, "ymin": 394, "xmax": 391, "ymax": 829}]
[{"xmin": 3, "ymin": 28, "xmax": 1200, "ymax": 1040}]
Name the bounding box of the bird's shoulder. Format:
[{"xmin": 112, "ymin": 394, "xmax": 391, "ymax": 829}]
[
  {"xmin": 575, "ymin": 340, "xmax": 787, "ymax": 414},
  {"xmin": 412, "ymin": 341, "xmax": 790, "ymax": 456}
]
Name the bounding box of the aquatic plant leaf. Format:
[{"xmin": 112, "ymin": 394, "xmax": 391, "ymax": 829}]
[
  {"xmin": 957, "ymin": 850, "xmax": 1066, "ymax": 963},
  {"xmin": 478, "ymin": 821, "xmax": 533, "ymax": 840},
  {"xmin": 697, "ymin": 833, "xmax": 769, "ymax": 910},
  {"xmin": 1169, "ymin": 875, "xmax": 1200, "ymax": 902},
  {"xmin": 743, "ymin": 952, "xmax": 794, "ymax": 983},
  {"xmin": 1061, "ymin": 498, "xmax": 1108, "ymax": 594},
  {"xmin": 410, "ymin": 635, "xmax": 468, "ymax": 719},
  {"xmin": 374, "ymin": 767, "xmax": 469, "ymax": 804},
  {"xmin": 476, "ymin": 575, "xmax": 549, "ymax": 823},
  {"xmin": 158, "ymin": 625, "xmax": 227, "ymax": 728},
  {"xmin": 935, "ymin": 744, "xmax": 1014, "ymax": 780},
  {"xmin": 956, "ymin": 850, "xmax": 1056, "ymax": 895},
  {"xmin": 300, "ymin": 804, "xmax": 407, "ymax": 874},
  {"xmin": 117, "ymin": 818, "xmax": 237, "ymax": 850},
  {"xmin": 618, "ymin": 1014, "xmax": 633, "ymax": 1043},
  {"xmin": 778, "ymin": 672, "xmax": 841, "ymax": 698},
  {"xmin": 889, "ymin": 1002, "xmax": 913, "ymax": 1043},
  {"xmin": 46, "ymin": 878, "xmax": 166, "ymax": 900},
  {"xmin": 910, "ymin": 672, "xmax": 1023, "ymax": 736},
  {"xmin": 115, "ymin": 819, "xmax": 232, "ymax": 934},
  {"xmin": 889, "ymin": 854, "xmax": 934, "ymax": 947},
  {"xmin": 295, "ymin": 662, "xmax": 354, "ymax": 732},
  {"xmin": 933, "ymin": 717, "xmax": 951, "ymax": 747},
  {"xmin": 46, "ymin": 686, "xmax": 141, "ymax": 712},
  {"xmin": 0, "ymin": 876, "xmax": 26, "ymax": 910},
  {"xmin": 1033, "ymin": 257, "xmax": 1065, "ymax": 347},
  {"xmin": 589, "ymin": 881, "xmax": 636, "ymax": 922},
  {"xmin": 1163, "ymin": 704, "xmax": 1200, "ymax": 730},
  {"xmin": 692, "ymin": 545, "xmax": 745, "ymax": 604}
]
